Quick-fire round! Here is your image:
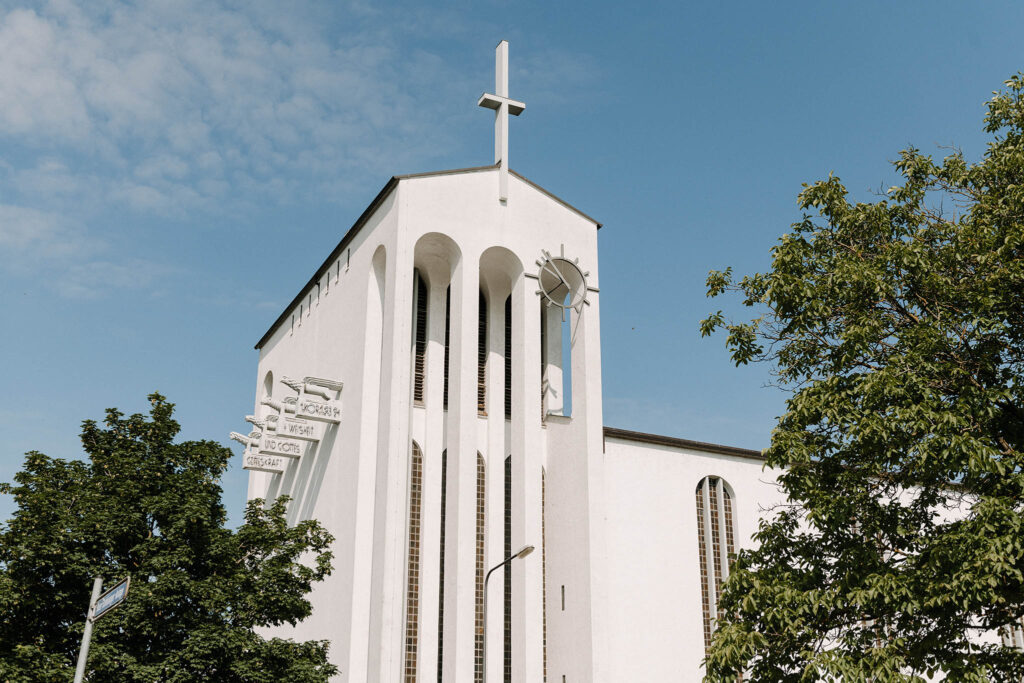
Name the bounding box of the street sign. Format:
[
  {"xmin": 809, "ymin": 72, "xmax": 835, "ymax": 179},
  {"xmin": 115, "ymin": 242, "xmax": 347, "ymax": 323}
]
[{"xmin": 92, "ymin": 576, "xmax": 130, "ymax": 621}]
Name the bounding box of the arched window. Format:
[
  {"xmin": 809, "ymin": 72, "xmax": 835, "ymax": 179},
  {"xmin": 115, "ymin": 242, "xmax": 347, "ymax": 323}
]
[
  {"xmin": 404, "ymin": 442, "xmax": 424, "ymax": 681},
  {"xmin": 474, "ymin": 454, "xmax": 486, "ymax": 681},
  {"xmin": 696, "ymin": 476, "xmax": 736, "ymax": 653},
  {"xmin": 263, "ymin": 371, "xmax": 274, "ymax": 399}
]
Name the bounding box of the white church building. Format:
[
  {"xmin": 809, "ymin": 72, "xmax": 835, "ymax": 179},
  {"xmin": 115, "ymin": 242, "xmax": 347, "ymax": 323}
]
[{"xmin": 236, "ymin": 42, "xmax": 788, "ymax": 681}]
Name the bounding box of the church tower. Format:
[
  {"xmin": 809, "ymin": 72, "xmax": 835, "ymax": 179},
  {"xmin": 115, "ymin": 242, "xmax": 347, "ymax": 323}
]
[{"xmin": 241, "ymin": 41, "xmax": 609, "ymax": 681}]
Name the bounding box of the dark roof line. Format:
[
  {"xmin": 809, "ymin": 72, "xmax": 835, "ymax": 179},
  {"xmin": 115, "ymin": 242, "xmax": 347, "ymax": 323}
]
[
  {"xmin": 254, "ymin": 174, "xmax": 401, "ymax": 350},
  {"xmin": 603, "ymin": 426, "xmax": 765, "ymax": 461},
  {"xmin": 508, "ymin": 169, "xmax": 602, "ymax": 228},
  {"xmin": 254, "ymin": 165, "xmax": 600, "ymax": 350}
]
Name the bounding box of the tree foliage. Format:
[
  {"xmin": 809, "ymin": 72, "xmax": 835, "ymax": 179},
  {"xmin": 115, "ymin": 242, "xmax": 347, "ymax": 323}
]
[
  {"xmin": 701, "ymin": 75, "xmax": 1024, "ymax": 681},
  {"xmin": 0, "ymin": 394, "xmax": 337, "ymax": 682}
]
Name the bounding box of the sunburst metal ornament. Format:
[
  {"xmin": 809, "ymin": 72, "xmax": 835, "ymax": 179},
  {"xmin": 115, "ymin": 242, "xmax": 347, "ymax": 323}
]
[{"xmin": 536, "ymin": 245, "xmax": 590, "ymax": 321}]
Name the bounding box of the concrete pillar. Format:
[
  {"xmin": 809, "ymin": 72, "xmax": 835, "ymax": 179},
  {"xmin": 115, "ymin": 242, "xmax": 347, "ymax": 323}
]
[
  {"xmin": 484, "ymin": 284, "xmax": 510, "ymax": 682},
  {"xmin": 366, "ymin": 235, "xmax": 415, "ymax": 682},
  {"xmin": 441, "ymin": 251, "xmax": 480, "ymax": 681},
  {"xmin": 347, "ymin": 244, "xmax": 387, "ymax": 681},
  {"xmin": 571, "ymin": 290, "xmax": 609, "ymax": 681},
  {"xmin": 417, "ymin": 271, "xmax": 450, "ymax": 679},
  {"xmin": 509, "ymin": 273, "xmax": 544, "ymax": 683}
]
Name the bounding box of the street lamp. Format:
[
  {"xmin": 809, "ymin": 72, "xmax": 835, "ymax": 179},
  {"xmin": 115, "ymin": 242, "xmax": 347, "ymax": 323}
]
[{"xmin": 481, "ymin": 544, "xmax": 534, "ymax": 682}]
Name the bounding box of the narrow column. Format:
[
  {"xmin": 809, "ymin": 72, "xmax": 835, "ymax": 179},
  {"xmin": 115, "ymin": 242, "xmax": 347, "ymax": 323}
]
[
  {"xmin": 509, "ymin": 274, "xmax": 544, "ymax": 683},
  {"xmin": 570, "ymin": 289, "xmax": 609, "ymax": 682},
  {"xmin": 346, "ymin": 246, "xmax": 388, "ymax": 681},
  {"xmin": 484, "ymin": 284, "xmax": 510, "ymax": 681},
  {"xmin": 417, "ymin": 273, "xmax": 449, "ymax": 679},
  {"xmin": 442, "ymin": 253, "xmax": 480, "ymax": 681},
  {"xmin": 366, "ymin": 239, "xmax": 415, "ymax": 682}
]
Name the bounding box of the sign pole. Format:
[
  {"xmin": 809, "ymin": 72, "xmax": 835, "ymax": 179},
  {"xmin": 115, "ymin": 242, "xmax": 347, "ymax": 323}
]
[{"xmin": 73, "ymin": 576, "xmax": 103, "ymax": 683}]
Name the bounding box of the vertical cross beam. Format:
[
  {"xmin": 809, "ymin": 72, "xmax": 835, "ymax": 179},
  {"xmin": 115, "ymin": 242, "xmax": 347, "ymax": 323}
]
[{"xmin": 478, "ymin": 40, "xmax": 525, "ymax": 203}]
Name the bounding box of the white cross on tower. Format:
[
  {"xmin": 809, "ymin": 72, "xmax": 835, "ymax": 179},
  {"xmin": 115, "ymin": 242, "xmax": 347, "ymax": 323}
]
[{"xmin": 478, "ymin": 40, "xmax": 525, "ymax": 203}]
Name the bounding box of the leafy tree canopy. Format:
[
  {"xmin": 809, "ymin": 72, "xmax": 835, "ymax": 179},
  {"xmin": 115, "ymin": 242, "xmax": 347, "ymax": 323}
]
[
  {"xmin": 0, "ymin": 394, "xmax": 337, "ymax": 682},
  {"xmin": 701, "ymin": 75, "xmax": 1024, "ymax": 681}
]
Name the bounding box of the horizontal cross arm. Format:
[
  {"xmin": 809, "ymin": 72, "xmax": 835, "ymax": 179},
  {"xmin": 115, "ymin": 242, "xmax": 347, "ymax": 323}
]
[{"xmin": 477, "ymin": 92, "xmax": 526, "ymax": 116}]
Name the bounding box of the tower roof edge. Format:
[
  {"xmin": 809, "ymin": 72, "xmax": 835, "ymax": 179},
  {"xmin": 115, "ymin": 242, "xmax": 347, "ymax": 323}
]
[{"xmin": 254, "ymin": 165, "xmax": 601, "ymax": 350}]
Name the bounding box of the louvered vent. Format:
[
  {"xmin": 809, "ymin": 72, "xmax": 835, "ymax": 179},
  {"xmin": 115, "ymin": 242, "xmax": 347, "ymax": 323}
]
[
  {"xmin": 413, "ymin": 273, "xmax": 427, "ymax": 404},
  {"xmin": 477, "ymin": 292, "xmax": 487, "ymax": 415},
  {"xmin": 504, "ymin": 296, "xmax": 512, "ymax": 419}
]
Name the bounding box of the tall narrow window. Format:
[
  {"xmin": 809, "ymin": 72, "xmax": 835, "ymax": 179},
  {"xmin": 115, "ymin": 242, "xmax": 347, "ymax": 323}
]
[
  {"xmin": 542, "ymin": 468, "xmax": 547, "ymax": 682},
  {"xmin": 504, "ymin": 455, "xmax": 512, "ymax": 683},
  {"xmin": 478, "ymin": 291, "xmax": 488, "ymax": 415},
  {"xmin": 413, "ymin": 273, "xmax": 428, "ymax": 404},
  {"xmin": 443, "ymin": 288, "xmax": 451, "ymax": 409},
  {"xmin": 504, "ymin": 296, "xmax": 512, "ymax": 419},
  {"xmin": 404, "ymin": 443, "xmax": 424, "ymax": 681},
  {"xmin": 437, "ymin": 450, "xmax": 448, "ymax": 681},
  {"xmin": 696, "ymin": 476, "xmax": 736, "ymax": 653},
  {"xmin": 474, "ymin": 455, "xmax": 486, "ymax": 681}
]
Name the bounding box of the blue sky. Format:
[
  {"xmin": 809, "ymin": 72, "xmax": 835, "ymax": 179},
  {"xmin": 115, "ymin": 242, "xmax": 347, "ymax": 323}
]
[{"xmin": 2, "ymin": 0, "xmax": 1022, "ymax": 526}]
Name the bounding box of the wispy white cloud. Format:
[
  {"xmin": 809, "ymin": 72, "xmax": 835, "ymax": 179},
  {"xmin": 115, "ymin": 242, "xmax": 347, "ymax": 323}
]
[
  {"xmin": 0, "ymin": 202, "xmax": 172, "ymax": 298},
  {"xmin": 0, "ymin": 1, "xmax": 598, "ymax": 298},
  {"xmin": 58, "ymin": 258, "xmax": 173, "ymax": 299},
  {"xmin": 0, "ymin": 0, "xmax": 476, "ymax": 297},
  {"xmin": 0, "ymin": 204, "xmax": 78, "ymax": 253},
  {"xmin": 0, "ymin": 1, "xmax": 478, "ymax": 209}
]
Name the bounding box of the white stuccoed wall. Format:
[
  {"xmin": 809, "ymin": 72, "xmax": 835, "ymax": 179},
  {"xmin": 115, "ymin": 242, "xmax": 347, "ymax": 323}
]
[
  {"xmin": 601, "ymin": 435, "xmax": 784, "ymax": 681},
  {"xmin": 248, "ymin": 167, "xmax": 609, "ymax": 682},
  {"xmin": 251, "ymin": 187, "xmax": 400, "ymax": 681}
]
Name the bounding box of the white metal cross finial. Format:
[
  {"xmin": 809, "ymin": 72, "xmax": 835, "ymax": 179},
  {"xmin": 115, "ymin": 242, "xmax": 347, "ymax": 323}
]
[{"xmin": 478, "ymin": 40, "xmax": 525, "ymax": 203}]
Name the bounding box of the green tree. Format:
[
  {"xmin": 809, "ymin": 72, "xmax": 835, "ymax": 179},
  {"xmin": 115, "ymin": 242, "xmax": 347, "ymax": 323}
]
[
  {"xmin": 701, "ymin": 75, "xmax": 1024, "ymax": 681},
  {"xmin": 0, "ymin": 394, "xmax": 337, "ymax": 682}
]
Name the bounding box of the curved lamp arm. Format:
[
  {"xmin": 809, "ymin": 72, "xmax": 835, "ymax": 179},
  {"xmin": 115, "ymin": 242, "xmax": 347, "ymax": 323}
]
[{"xmin": 481, "ymin": 544, "xmax": 534, "ymax": 681}]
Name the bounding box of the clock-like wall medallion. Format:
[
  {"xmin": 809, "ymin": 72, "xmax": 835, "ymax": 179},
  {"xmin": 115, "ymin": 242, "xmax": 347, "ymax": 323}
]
[{"xmin": 536, "ymin": 247, "xmax": 590, "ymax": 320}]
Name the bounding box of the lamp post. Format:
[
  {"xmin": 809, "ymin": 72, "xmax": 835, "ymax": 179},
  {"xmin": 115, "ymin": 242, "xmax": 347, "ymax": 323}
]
[{"xmin": 481, "ymin": 544, "xmax": 534, "ymax": 682}]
